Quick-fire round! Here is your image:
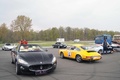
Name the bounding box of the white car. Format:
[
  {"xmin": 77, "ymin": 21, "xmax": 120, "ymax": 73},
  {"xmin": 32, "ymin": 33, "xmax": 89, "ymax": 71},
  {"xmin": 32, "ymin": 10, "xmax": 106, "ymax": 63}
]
[
  {"xmin": 74, "ymin": 39, "xmax": 80, "ymax": 42},
  {"xmin": 88, "ymin": 45, "xmax": 113, "ymax": 54},
  {"xmin": 2, "ymin": 43, "xmax": 16, "ymax": 51},
  {"xmin": 89, "ymin": 45, "xmax": 103, "ymax": 54}
]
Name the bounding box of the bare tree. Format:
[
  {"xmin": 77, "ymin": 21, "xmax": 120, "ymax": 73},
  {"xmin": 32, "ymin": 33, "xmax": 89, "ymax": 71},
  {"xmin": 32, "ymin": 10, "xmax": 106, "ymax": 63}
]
[
  {"xmin": 0, "ymin": 23, "xmax": 9, "ymax": 43},
  {"xmin": 11, "ymin": 15, "xmax": 32, "ymax": 39}
]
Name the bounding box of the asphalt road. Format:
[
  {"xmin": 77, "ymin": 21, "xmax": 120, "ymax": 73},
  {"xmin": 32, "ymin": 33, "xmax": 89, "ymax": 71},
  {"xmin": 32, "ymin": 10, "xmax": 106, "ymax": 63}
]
[{"xmin": 0, "ymin": 48, "xmax": 120, "ymax": 80}]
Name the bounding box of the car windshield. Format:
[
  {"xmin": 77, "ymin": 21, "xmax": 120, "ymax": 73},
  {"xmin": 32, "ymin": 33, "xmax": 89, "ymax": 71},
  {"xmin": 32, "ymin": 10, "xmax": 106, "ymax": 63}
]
[
  {"xmin": 5, "ymin": 43, "xmax": 11, "ymax": 46},
  {"xmin": 56, "ymin": 42, "xmax": 66, "ymax": 45},
  {"xmin": 19, "ymin": 45, "xmax": 44, "ymax": 52},
  {"xmin": 81, "ymin": 46, "xmax": 92, "ymax": 50}
]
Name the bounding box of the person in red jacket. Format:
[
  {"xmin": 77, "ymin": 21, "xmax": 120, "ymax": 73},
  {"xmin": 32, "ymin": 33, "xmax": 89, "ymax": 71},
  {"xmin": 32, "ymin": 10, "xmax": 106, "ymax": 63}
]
[
  {"xmin": 19, "ymin": 39, "xmax": 24, "ymax": 44},
  {"xmin": 23, "ymin": 39, "xmax": 28, "ymax": 44},
  {"xmin": 19, "ymin": 39, "xmax": 28, "ymax": 45}
]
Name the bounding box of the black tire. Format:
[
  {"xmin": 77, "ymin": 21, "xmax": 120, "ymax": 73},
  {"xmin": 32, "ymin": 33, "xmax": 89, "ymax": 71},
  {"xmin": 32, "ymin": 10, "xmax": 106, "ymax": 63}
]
[
  {"xmin": 53, "ymin": 46, "xmax": 55, "ymax": 48},
  {"xmin": 98, "ymin": 49, "xmax": 103, "ymax": 54},
  {"xmin": 16, "ymin": 62, "xmax": 21, "ymax": 75},
  {"xmin": 58, "ymin": 46, "xmax": 60, "ymax": 49},
  {"xmin": 60, "ymin": 52, "xmax": 64, "ymax": 59},
  {"xmin": 110, "ymin": 50, "xmax": 114, "ymax": 54},
  {"xmin": 53, "ymin": 45, "xmax": 57, "ymax": 48},
  {"xmin": 11, "ymin": 53, "xmax": 15, "ymax": 64},
  {"xmin": 2, "ymin": 48, "xmax": 4, "ymax": 50},
  {"xmin": 4, "ymin": 48, "xmax": 6, "ymax": 51},
  {"xmin": 11, "ymin": 58, "xmax": 15, "ymax": 64},
  {"xmin": 76, "ymin": 55, "xmax": 82, "ymax": 63}
]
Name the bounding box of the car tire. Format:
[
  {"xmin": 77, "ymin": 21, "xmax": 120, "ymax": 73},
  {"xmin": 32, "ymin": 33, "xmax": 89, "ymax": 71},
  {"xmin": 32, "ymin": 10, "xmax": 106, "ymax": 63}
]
[
  {"xmin": 55, "ymin": 46, "xmax": 57, "ymax": 48},
  {"xmin": 60, "ymin": 52, "xmax": 64, "ymax": 59},
  {"xmin": 11, "ymin": 58, "xmax": 15, "ymax": 64},
  {"xmin": 98, "ymin": 49, "xmax": 103, "ymax": 54},
  {"xmin": 76, "ymin": 55, "xmax": 82, "ymax": 63},
  {"xmin": 58, "ymin": 46, "xmax": 60, "ymax": 49},
  {"xmin": 2, "ymin": 48, "xmax": 4, "ymax": 50},
  {"xmin": 11, "ymin": 53, "xmax": 15, "ymax": 64},
  {"xmin": 16, "ymin": 62, "xmax": 21, "ymax": 75},
  {"xmin": 65, "ymin": 46, "xmax": 67, "ymax": 48},
  {"xmin": 4, "ymin": 48, "xmax": 6, "ymax": 51}
]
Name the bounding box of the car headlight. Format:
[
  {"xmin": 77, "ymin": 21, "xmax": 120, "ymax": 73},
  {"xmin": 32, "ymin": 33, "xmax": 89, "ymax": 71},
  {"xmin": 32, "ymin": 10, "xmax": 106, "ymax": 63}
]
[
  {"xmin": 52, "ymin": 56, "xmax": 57, "ymax": 64},
  {"xmin": 18, "ymin": 58, "xmax": 28, "ymax": 65}
]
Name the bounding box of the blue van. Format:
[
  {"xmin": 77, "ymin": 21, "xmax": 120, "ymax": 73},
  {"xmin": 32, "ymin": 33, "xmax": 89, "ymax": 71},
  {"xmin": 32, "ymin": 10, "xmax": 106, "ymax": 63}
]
[{"xmin": 95, "ymin": 34, "xmax": 112, "ymax": 45}]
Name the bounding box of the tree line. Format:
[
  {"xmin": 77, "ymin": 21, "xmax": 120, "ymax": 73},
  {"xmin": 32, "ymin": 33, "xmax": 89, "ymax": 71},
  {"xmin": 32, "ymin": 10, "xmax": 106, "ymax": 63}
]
[{"xmin": 0, "ymin": 15, "xmax": 120, "ymax": 43}]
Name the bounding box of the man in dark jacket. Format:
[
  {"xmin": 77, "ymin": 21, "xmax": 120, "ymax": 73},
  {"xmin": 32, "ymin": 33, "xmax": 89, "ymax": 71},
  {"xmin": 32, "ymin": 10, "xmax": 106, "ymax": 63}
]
[{"xmin": 103, "ymin": 36, "xmax": 109, "ymax": 53}]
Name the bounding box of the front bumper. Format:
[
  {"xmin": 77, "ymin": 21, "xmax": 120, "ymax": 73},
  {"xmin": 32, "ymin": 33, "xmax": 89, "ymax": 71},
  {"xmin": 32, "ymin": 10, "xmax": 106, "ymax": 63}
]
[
  {"xmin": 4, "ymin": 47, "xmax": 13, "ymax": 50},
  {"xmin": 17, "ymin": 63, "xmax": 57, "ymax": 75}
]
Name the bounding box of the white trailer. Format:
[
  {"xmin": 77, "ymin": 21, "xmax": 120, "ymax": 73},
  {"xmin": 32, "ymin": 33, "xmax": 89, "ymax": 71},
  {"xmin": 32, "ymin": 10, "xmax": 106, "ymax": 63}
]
[{"xmin": 56, "ymin": 38, "xmax": 65, "ymax": 42}]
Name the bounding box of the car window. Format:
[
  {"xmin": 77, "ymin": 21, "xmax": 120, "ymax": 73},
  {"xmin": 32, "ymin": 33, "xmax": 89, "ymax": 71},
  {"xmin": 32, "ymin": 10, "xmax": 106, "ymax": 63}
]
[
  {"xmin": 19, "ymin": 45, "xmax": 44, "ymax": 52},
  {"xmin": 58, "ymin": 42, "xmax": 61, "ymax": 44},
  {"xmin": 74, "ymin": 48, "xmax": 80, "ymax": 51},
  {"xmin": 81, "ymin": 46, "xmax": 89, "ymax": 50},
  {"xmin": 70, "ymin": 46, "xmax": 76, "ymax": 50},
  {"xmin": 5, "ymin": 43, "xmax": 11, "ymax": 46}
]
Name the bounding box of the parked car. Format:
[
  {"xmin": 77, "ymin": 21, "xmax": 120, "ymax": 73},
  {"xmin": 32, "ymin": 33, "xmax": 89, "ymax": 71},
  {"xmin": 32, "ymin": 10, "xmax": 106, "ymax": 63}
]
[
  {"xmin": 74, "ymin": 39, "xmax": 80, "ymax": 42},
  {"xmin": 52, "ymin": 42, "xmax": 67, "ymax": 48},
  {"xmin": 11, "ymin": 44, "xmax": 57, "ymax": 75},
  {"xmin": 59, "ymin": 44, "xmax": 102, "ymax": 63},
  {"xmin": 88, "ymin": 45, "xmax": 114, "ymax": 54},
  {"xmin": 2, "ymin": 43, "xmax": 16, "ymax": 51}
]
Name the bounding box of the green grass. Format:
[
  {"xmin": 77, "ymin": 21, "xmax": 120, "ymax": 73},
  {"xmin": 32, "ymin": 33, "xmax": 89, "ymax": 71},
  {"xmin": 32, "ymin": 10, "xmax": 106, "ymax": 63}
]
[
  {"xmin": 28, "ymin": 41, "xmax": 94, "ymax": 46},
  {"xmin": 0, "ymin": 41, "xmax": 94, "ymax": 47},
  {"xmin": 0, "ymin": 44, "xmax": 3, "ymax": 47}
]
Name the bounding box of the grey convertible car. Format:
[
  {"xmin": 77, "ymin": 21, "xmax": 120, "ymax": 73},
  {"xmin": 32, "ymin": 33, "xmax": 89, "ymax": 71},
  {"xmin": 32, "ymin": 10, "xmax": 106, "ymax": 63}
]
[{"xmin": 11, "ymin": 44, "xmax": 57, "ymax": 75}]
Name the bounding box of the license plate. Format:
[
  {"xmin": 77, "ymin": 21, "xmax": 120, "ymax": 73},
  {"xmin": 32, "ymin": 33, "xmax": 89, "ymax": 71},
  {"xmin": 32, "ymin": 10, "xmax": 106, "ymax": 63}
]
[
  {"xmin": 93, "ymin": 57, "xmax": 100, "ymax": 59},
  {"xmin": 35, "ymin": 70, "xmax": 46, "ymax": 75}
]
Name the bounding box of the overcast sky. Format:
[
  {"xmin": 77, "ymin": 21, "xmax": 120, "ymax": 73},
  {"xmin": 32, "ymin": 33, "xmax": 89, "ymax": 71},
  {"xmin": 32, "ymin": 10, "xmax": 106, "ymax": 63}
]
[{"xmin": 0, "ymin": 0, "xmax": 120, "ymax": 31}]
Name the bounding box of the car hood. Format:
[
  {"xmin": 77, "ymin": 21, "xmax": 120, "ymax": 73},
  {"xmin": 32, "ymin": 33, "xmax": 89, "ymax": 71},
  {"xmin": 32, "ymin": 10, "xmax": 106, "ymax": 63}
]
[{"xmin": 19, "ymin": 52, "xmax": 53, "ymax": 65}]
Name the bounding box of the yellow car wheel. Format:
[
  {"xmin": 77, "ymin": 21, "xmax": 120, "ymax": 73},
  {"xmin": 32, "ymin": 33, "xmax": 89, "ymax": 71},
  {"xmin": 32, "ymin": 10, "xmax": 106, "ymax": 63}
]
[
  {"xmin": 60, "ymin": 52, "xmax": 64, "ymax": 59},
  {"xmin": 76, "ymin": 55, "xmax": 82, "ymax": 63}
]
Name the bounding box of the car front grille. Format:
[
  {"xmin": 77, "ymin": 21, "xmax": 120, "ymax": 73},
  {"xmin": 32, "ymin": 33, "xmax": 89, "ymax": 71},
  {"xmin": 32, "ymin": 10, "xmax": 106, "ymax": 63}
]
[{"xmin": 29, "ymin": 64, "xmax": 53, "ymax": 71}]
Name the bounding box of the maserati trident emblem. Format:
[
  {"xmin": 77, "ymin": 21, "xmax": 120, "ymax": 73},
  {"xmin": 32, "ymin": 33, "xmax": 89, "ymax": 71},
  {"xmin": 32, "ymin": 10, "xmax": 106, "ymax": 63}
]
[
  {"xmin": 40, "ymin": 62, "xmax": 42, "ymax": 64},
  {"xmin": 40, "ymin": 65, "xmax": 43, "ymax": 70},
  {"xmin": 40, "ymin": 62, "xmax": 43, "ymax": 70}
]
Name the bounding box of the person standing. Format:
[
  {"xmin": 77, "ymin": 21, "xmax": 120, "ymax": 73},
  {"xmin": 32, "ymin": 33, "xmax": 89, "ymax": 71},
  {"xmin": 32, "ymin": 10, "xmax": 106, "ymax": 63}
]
[
  {"xmin": 23, "ymin": 39, "xmax": 28, "ymax": 44},
  {"xmin": 19, "ymin": 39, "xmax": 24, "ymax": 45},
  {"xmin": 103, "ymin": 36, "xmax": 109, "ymax": 54},
  {"xmin": 19, "ymin": 39, "xmax": 28, "ymax": 45}
]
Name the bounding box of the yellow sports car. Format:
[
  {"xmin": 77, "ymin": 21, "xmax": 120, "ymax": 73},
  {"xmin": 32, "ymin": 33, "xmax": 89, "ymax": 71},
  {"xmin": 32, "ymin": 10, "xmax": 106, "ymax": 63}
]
[{"xmin": 59, "ymin": 44, "xmax": 102, "ymax": 62}]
